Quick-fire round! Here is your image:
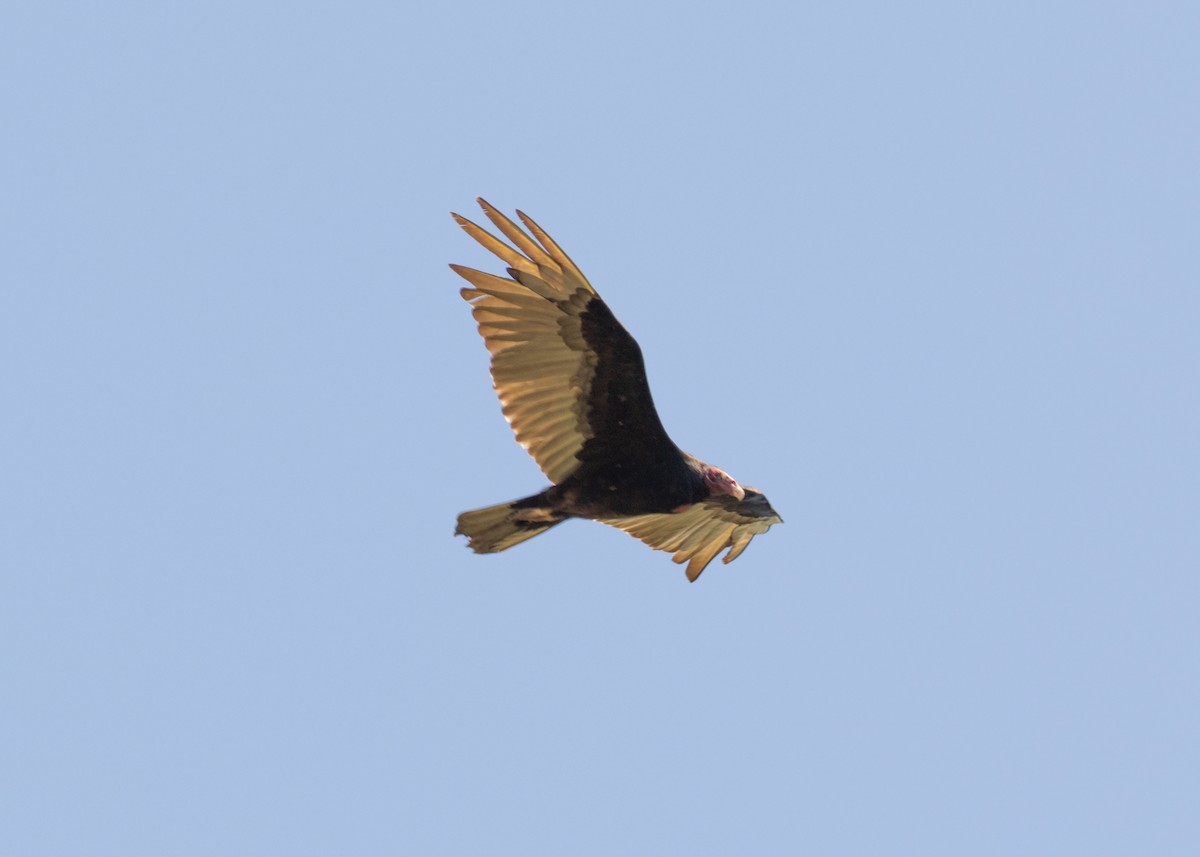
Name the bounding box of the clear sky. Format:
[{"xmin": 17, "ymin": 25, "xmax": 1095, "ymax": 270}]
[{"xmin": 2, "ymin": 1, "xmax": 1197, "ymax": 854}]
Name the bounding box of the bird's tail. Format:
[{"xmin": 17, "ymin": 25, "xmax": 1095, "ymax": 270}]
[{"xmin": 455, "ymin": 493, "xmax": 567, "ymax": 554}]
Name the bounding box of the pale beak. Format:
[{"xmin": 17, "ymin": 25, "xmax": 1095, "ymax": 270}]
[{"xmin": 730, "ymin": 482, "xmax": 746, "ymax": 502}]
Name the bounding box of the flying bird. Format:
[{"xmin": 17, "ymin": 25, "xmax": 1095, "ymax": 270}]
[{"xmin": 451, "ymin": 199, "xmax": 781, "ymax": 580}]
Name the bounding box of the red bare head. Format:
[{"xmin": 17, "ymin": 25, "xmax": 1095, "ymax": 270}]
[{"xmin": 703, "ymin": 466, "xmax": 746, "ymax": 502}]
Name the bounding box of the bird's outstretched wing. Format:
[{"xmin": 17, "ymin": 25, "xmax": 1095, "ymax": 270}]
[
  {"xmin": 600, "ymin": 489, "xmax": 783, "ymax": 581},
  {"xmin": 450, "ymin": 199, "xmax": 676, "ymax": 484}
]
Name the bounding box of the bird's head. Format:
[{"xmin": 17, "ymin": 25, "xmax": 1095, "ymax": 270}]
[{"xmin": 703, "ymin": 465, "xmax": 746, "ymax": 502}]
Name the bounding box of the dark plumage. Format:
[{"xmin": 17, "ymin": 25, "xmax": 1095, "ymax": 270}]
[{"xmin": 451, "ymin": 199, "xmax": 781, "ymax": 580}]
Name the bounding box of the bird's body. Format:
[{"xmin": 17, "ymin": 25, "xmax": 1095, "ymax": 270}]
[{"xmin": 451, "ymin": 199, "xmax": 781, "ymax": 580}]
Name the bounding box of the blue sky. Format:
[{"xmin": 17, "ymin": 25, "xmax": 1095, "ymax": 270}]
[{"xmin": 2, "ymin": 1, "xmax": 1197, "ymax": 854}]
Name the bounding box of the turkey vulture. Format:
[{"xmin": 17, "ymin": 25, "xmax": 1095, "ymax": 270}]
[{"xmin": 451, "ymin": 199, "xmax": 781, "ymax": 580}]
